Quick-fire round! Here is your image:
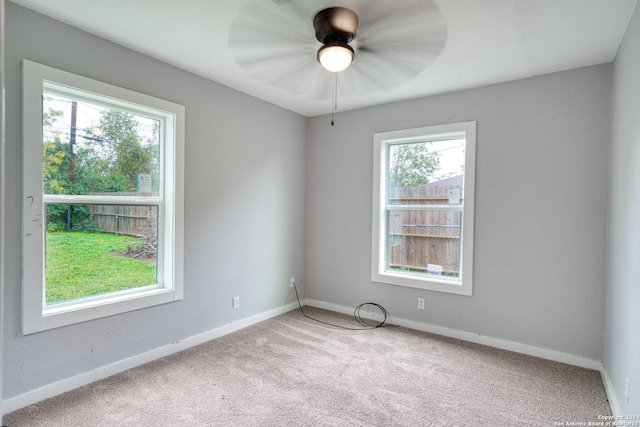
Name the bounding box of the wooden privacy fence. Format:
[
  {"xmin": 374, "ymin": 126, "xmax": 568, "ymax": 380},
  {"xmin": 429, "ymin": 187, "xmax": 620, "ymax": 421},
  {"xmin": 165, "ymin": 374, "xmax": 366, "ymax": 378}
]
[
  {"xmin": 388, "ymin": 175, "xmax": 463, "ymax": 277},
  {"xmin": 89, "ymin": 192, "xmax": 155, "ymax": 237}
]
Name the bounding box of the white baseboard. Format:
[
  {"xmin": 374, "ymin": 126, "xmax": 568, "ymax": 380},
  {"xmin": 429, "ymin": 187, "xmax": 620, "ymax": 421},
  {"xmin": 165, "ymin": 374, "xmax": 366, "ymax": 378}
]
[
  {"xmin": 600, "ymin": 363, "xmax": 622, "ymax": 417},
  {"xmin": 306, "ymin": 299, "xmax": 603, "ymax": 371},
  {"xmin": 3, "ymin": 300, "xmax": 303, "ymax": 414}
]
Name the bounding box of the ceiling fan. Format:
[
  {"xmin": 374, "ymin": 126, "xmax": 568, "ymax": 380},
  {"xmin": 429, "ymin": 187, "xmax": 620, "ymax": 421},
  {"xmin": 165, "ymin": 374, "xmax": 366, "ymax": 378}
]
[{"xmin": 228, "ymin": 0, "xmax": 447, "ymax": 103}]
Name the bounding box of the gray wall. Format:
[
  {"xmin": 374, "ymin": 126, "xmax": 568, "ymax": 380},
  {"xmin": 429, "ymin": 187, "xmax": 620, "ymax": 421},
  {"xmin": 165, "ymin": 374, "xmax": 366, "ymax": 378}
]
[
  {"xmin": 306, "ymin": 65, "xmax": 611, "ymax": 360},
  {"xmin": 3, "ymin": 3, "xmax": 307, "ymax": 399},
  {"xmin": 604, "ymin": 2, "xmax": 640, "ymax": 415}
]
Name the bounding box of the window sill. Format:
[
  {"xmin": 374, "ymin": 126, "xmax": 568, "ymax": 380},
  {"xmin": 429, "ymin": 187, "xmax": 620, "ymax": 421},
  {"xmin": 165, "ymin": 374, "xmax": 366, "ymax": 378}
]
[
  {"xmin": 372, "ymin": 270, "xmax": 472, "ymax": 296},
  {"xmin": 25, "ymin": 287, "xmax": 181, "ymax": 335}
]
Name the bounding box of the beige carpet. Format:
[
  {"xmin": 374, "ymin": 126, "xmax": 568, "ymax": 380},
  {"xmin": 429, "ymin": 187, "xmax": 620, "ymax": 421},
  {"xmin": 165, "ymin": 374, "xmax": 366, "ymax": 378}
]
[{"xmin": 5, "ymin": 307, "xmax": 611, "ymax": 426}]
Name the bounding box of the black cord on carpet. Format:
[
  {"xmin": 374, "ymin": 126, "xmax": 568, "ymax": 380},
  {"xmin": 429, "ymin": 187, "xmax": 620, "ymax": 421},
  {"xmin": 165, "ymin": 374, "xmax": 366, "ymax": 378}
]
[{"xmin": 292, "ymin": 282, "xmax": 398, "ymax": 330}]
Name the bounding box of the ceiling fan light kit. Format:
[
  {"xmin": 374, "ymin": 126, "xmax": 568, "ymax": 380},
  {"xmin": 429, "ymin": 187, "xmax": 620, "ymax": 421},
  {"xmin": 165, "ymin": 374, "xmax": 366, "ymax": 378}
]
[{"xmin": 317, "ymin": 41, "xmax": 354, "ymax": 72}]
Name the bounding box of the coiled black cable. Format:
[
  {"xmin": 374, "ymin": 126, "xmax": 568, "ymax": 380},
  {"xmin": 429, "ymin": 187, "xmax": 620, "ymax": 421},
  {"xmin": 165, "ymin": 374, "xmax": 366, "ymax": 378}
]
[
  {"xmin": 292, "ymin": 282, "xmax": 396, "ymax": 330},
  {"xmin": 354, "ymin": 302, "xmax": 388, "ymax": 328}
]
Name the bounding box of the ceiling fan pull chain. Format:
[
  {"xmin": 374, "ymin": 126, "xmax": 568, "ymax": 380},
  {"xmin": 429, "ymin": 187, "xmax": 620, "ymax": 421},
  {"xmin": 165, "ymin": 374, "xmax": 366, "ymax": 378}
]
[
  {"xmin": 334, "ymin": 72, "xmax": 338, "ymax": 110},
  {"xmin": 331, "ymin": 72, "xmax": 338, "ymax": 126}
]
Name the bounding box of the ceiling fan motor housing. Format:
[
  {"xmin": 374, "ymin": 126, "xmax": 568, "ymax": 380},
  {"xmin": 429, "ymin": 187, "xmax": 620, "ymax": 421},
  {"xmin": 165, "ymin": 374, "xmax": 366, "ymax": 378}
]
[{"xmin": 313, "ymin": 7, "xmax": 358, "ymax": 44}]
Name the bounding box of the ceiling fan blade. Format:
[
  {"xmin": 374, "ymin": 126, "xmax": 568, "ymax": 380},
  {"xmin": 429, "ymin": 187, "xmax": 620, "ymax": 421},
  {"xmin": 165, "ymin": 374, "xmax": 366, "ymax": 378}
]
[
  {"xmin": 348, "ymin": 0, "xmax": 447, "ymax": 93},
  {"xmin": 229, "ymin": 2, "xmax": 330, "ymax": 95},
  {"xmin": 229, "ymin": 3, "xmax": 312, "ymax": 51},
  {"xmin": 356, "ymin": 0, "xmax": 445, "ymax": 37},
  {"xmin": 336, "ymin": 50, "xmax": 420, "ymax": 95},
  {"xmin": 356, "ymin": 38, "xmax": 446, "ymax": 75},
  {"xmin": 244, "ymin": 56, "xmax": 324, "ymax": 95}
]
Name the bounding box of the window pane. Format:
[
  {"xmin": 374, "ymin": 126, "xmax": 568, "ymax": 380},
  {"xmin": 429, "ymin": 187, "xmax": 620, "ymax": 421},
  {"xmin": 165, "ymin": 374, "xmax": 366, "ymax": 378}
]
[
  {"xmin": 45, "ymin": 204, "xmax": 158, "ymax": 305},
  {"xmin": 42, "ymin": 93, "xmax": 160, "ymax": 197},
  {"xmin": 386, "ymin": 209, "xmax": 461, "ymax": 279},
  {"xmin": 387, "ymin": 139, "xmax": 465, "ymax": 206}
]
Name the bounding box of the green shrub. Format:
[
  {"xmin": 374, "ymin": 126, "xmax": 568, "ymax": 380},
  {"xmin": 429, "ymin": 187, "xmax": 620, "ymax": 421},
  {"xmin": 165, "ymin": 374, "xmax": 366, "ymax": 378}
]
[{"xmin": 47, "ymin": 222, "xmax": 67, "ymax": 233}]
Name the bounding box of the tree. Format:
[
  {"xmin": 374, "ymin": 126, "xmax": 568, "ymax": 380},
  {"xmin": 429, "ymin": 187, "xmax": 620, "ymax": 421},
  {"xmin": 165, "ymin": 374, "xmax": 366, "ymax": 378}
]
[
  {"xmin": 42, "ymin": 107, "xmax": 69, "ymax": 195},
  {"xmin": 42, "ymin": 106, "xmax": 73, "ymax": 230},
  {"xmin": 388, "ymin": 142, "xmax": 440, "ymax": 187},
  {"xmin": 43, "ymin": 140, "xmax": 69, "ymax": 195},
  {"xmin": 85, "ymin": 110, "xmax": 154, "ymax": 191}
]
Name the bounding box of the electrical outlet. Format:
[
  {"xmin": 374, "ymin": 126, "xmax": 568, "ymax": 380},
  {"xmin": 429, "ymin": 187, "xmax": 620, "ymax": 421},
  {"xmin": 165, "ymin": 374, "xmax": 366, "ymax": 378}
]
[
  {"xmin": 290, "ymin": 277, "xmax": 296, "ymax": 288},
  {"xmin": 418, "ymin": 297, "xmax": 425, "ymax": 310},
  {"xmin": 625, "ymin": 377, "xmax": 629, "ymax": 403},
  {"xmin": 232, "ymin": 296, "xmax": 240, "ymax": 309}
]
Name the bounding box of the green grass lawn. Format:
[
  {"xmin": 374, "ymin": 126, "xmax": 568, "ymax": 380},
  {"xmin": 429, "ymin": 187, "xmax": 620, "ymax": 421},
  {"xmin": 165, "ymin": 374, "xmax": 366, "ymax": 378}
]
[{"xmin": 45, "ymin": 231, "xmax": 157, "ymax": 304}]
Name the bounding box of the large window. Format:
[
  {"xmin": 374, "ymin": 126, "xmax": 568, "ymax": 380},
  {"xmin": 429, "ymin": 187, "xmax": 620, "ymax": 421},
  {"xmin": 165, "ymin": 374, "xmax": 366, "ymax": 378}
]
[
  {"xmin": 371, "ymin": 122, "xmax": 476, "ymax": 295},
  {"xmin": 22, "ymin": 60, "xmax": 185, "ymax": 333}
]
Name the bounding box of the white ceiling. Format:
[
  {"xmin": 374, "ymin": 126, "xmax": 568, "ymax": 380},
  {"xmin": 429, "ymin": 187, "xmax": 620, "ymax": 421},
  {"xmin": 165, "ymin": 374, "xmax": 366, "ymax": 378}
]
[{"xmin": 11, "ymin": 0, "xmax": 638, "ymax": 117}]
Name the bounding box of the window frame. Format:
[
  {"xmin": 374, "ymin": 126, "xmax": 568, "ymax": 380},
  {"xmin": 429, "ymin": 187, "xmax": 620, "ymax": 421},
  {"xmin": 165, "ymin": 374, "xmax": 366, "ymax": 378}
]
[
  {"xmin": 22, "ymin": 60, "xmax": 185, "ymax": 334},
  {"xmin": 371, "ymin": 121, "xmax": 476, "ymax": 296}
]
